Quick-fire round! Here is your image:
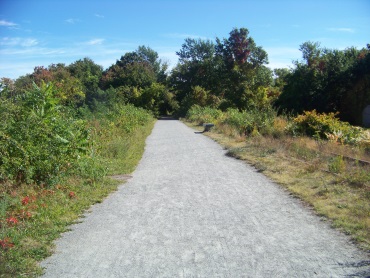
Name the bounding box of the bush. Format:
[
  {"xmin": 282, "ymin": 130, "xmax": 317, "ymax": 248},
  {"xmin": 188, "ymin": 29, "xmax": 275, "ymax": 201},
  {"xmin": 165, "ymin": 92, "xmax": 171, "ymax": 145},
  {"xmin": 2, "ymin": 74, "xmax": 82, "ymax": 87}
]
[
  {"xmin": 222, "ymin": 107, "xmax": 277, "ymax": 136},
  {"xmin": 0, "ymin": 83, "xmax": 91, "ymax": 185},
  {"xmin": 290, "ymin": 110, "xmax": 363, "ymax": 144},
  {"xmin": 186, "ymin": 105, "xmax": 280, "ymax": 137},
  {"xmin": 186, "ymin": 105, "xmax": 224, "ymax": 125},
  {"xmin": 222, "ymin": 108, "xmax": 249, "ymax": 131}
]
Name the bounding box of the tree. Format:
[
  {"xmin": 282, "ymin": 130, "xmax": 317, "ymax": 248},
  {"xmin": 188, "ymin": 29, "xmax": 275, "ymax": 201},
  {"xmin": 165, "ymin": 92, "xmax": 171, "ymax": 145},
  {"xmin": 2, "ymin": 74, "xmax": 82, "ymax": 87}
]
[
  {"xmin": 139, "ymin": 83, "xmax": 178, "ymax": 116},
  {"xmin": 171, "ymin": 38, "xmax": 218, "ymax": 103},
  {"xmin": 68, "ymin": 57, "xmax": 103, "ymax": 103},
  {"xmin": 215, "ymin": 28, "xmax": 269, "ymax": 109},
  {"xmin": 276, "ymin": 42, "xmax": 370, "ymax": 125},
  {"xmin": 100, "ymin": 46, "xmax": 167, "ymax": 91},
  {"xmin": 12, "ymin": 64, "xmax": 85, "ymax": 107},
  {"xmin": 170, "ymin": 28, "xmax": 271, "ymax": 113}
]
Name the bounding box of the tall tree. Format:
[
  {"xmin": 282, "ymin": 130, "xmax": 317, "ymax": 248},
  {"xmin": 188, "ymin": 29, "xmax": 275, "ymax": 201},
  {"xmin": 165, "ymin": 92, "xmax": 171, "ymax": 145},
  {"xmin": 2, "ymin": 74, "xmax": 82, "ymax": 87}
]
[
  {"xmin": 68, "ymin": 57, "xmax": 103, "ymax": 95},
  {"xmin": 170, "ymin": 28, "xmax": 271, "ymax": 112},
  {"xmin": 100, "ymin": 46, "xmax": 167, "ymax": 90},
  {"xmin": 215, "ymin": 28, "xmax": 269, "ymax": 108},
  {"xmin": 171, "ymin": 38, "xmax": 218, "ymax": 103},
  {"xmin": 276, "ymin": 42, "xmax": 370, "ymax": 125}
]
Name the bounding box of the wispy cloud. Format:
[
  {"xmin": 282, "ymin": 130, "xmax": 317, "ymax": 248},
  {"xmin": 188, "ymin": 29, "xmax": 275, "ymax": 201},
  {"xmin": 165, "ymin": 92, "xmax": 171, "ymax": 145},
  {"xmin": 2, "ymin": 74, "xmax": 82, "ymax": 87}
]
[
  {"xmin": 265, "ymin": 47, "xmax": 302, "ymax": 69},
  {"xmin": 65, "ymin": 18, "xmax": 80, "ymax": 24},
  {"xmin": 86, "ymin": 38, "xmax": 105, "ymax": 45},
  {"xmin": 0, "ymin": 20, "xmax": 18, "ymax": 27},
  {"xmin": 327, "ymin": 27, "xmax": 355, "ymax": 33},
  {"xmin": 94, "ymin": 14, "xmax": 104, "ymax": 19},
  {"xmin": 0, "ymin": 37, "xmax": 39, "ymax": 47},
  {"xmin": 0, "ymin": 47, "xmax": 65, "ymax": 56},
  {"xmin": 0, "ymin": 38, "xmax": 138, "ymax": 78}
]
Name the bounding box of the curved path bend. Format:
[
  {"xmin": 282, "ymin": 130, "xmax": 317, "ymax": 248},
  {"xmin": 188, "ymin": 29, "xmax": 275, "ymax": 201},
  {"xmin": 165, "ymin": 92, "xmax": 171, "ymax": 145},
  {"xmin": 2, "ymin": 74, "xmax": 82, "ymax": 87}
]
[{"xmin": 41, "ymin": 120, "xmax": 370, "ymax": 277}]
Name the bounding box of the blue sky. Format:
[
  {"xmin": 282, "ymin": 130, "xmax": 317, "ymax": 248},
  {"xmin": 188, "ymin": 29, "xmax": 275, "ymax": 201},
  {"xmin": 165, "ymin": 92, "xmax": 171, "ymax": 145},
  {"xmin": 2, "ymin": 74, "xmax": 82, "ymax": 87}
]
[{"xmin": 1, "ymin": 0, "xmax": 369, "ymax": 79}]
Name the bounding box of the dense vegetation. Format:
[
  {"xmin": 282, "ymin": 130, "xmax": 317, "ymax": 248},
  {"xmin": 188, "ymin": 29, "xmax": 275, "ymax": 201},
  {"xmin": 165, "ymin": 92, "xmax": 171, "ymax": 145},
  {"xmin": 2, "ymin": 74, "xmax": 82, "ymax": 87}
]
[{"xmin": 1, "ymin": 27, "xmax": 369, "ymax": 275}]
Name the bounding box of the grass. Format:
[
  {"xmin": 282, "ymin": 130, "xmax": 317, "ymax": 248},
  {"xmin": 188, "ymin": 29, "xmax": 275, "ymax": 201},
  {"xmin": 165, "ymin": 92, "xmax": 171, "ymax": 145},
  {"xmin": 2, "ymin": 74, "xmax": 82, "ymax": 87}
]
[
  {"xmin": 0, "ymin": 116, "xmax": 155, "ymax": 277},
  {"xmin": 184, "ymin": 120, "xmax": 370, "ymax": 251}
]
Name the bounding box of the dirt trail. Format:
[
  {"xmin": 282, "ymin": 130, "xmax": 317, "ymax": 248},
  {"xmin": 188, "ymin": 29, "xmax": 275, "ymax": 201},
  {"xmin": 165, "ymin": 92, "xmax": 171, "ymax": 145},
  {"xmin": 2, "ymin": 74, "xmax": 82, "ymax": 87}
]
[{"xmin": 41, "ymin": 120, "xmax": 370, "ymax": 277}]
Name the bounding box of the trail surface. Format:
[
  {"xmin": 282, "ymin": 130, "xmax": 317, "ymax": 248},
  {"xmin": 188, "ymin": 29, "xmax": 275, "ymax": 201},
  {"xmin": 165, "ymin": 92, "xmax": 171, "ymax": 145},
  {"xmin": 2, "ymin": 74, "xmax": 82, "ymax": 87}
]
[{"xmin": 41, "ymin": 120, "xmax": 369, "ymax": 277}]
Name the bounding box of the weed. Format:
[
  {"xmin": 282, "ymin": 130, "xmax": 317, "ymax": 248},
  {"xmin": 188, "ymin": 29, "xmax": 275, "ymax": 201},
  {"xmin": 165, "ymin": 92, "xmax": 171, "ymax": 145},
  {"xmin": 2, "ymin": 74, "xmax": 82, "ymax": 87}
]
[{"xmin": 328, "ymin": 156, "xmax": 346, "ymax": 174}]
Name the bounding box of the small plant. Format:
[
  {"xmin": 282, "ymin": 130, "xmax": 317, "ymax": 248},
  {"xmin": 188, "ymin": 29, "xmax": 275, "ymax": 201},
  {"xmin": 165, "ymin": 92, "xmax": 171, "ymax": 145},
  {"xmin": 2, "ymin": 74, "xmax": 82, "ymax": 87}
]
[
  {"xmin": 328, "ymin": 155, "xmax": 346, "ymax": 173},
  {"xmin": 345, "ymin": 169, "xmax": 370, "ymax": 187}
]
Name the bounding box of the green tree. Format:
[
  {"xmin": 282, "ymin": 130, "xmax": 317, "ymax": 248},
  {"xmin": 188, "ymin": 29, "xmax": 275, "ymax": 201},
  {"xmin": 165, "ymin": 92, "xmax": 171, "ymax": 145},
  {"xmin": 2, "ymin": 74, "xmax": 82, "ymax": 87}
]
[
  {"xmin": 215, "ymin": 27, "xmax": 269, "ymax": 109},
  {"xmin": 100, "ymin": 46, "xmax": 167, "ymax": 91},
  {"xmin": 68, "ymin": 57, "xmax": 103, "ymax": 104},
  {"xmin": 170, "ymin": 28, "xmax": 270, "ymax": 113},
  {"xmin": 276, "ymin": 42, "xmax": 370, "ymax": 125},
  {"xmin": 170, "ymin": 38, "xmax": 218, "ymax": 103},
  {"xmin": 13, "ymin": 64, "xmax": 85, "ymax": 107}
]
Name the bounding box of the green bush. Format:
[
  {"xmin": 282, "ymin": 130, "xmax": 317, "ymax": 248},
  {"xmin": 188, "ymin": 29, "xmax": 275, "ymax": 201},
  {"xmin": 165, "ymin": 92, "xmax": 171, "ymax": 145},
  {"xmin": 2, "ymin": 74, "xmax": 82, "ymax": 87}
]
[
  {"xmin": 222, "ymin": 107, "xmax": 277, "ymax": 136},
  {"xmin": 186, "ymin": 105, "xmax": 279, "ymax": 136},
  {"xmin": 290, "ymin": 110, "xmax": 363, "ymax": 144},
  {"xmin": 222, "ymin": 108, "xmax": 249, "ymax": 131},
  {"xmin": 186, "ymin": 105, "xmax": 224, "ymax": 125},
  {"xmin": 0, "ymin": 83, "xmax": 91, "ymax": 185}
]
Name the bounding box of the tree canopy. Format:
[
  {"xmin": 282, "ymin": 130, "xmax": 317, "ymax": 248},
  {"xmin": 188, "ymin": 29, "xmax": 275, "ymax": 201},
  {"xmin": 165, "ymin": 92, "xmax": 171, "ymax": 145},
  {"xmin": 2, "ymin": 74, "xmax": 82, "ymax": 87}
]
[{"xmin": 1, "ymin": 28, "xmax": 368, "ymax": 126}]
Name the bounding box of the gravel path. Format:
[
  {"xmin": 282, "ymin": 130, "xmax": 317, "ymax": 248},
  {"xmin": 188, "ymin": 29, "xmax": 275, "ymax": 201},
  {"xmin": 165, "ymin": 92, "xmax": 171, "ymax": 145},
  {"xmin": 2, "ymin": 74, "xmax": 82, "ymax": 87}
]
[{"xmin": 41, "ymin": 120, "xmax": 370, "ymax": 277}]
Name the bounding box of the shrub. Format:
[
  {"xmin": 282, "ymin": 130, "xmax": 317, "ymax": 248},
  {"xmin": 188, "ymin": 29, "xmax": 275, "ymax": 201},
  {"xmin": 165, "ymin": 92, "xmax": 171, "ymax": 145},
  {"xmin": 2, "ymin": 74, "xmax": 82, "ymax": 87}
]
[
  {"xmin": 0, "ymin": 83, "xmax": 91, "ymax": 185},
  {"xmin": 290, "ymin": 110, "xmax": 363, "ymax": 144},
  {"xmin": 222, "ymin": 108, "xmax": 249, "ymax": 132},
  {"xmin": 186, "ymin": 105, "xmax": 224, "ymax": 125}
]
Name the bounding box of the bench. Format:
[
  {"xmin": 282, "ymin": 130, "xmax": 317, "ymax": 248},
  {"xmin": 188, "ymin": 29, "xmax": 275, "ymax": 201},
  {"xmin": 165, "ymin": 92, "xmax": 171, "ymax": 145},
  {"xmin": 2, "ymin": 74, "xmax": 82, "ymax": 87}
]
[{"xmin": 203, "ymin": 123, "xmax": 215, "ymax": 132}]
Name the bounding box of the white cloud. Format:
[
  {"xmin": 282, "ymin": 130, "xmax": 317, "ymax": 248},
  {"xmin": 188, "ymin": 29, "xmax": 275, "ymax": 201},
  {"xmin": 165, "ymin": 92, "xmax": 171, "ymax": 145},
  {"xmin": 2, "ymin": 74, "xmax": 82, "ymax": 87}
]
[
  {"xmin": 158, "ymin": 51, "xmax": 179, "ymax": 69},
  {"xmin": 0, "ymin": 37, "xmax": 39, "ymax": 47},
  {"xmin": 0, "ymin": 20, "xmax": 17, "ymax": 27},
  {"xmin": 265, "ymin": 47, "xmax": 302, "ymax": 69},
  {"xmin": 327, "ymin": 27, "xmax": 355, "ymax": 33},
  {"xmin": 94, "ymin": 14, "xmax": 104, "ymax": 18},
  {"xmin": 86, "ymin": 38, "xmax": 105, "ymax": 45},
  {"xmin": 21, "ymin": 38, "xmax": 38, "ymax": 47},
  {"xmin": 65, "ymin": 18, "xmax": 80, "ymax": 24}
]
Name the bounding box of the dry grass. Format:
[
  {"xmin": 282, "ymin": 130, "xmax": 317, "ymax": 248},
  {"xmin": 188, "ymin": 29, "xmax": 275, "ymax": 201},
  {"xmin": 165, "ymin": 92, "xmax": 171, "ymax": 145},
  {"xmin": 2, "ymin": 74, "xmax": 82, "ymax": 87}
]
[{"xmin": 185, "ymin": 121, "xmax": 370, "ymax": 251}]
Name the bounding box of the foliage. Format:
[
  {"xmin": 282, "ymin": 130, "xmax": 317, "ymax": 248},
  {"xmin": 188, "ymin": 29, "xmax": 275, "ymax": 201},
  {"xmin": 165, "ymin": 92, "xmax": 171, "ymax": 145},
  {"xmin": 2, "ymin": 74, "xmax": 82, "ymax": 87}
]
[
  {"xmin": 67, "ymin": 57, "xmax": 103, "ymax": 105},
  {"xmin": 12, "ymin": 64, "xmax": 86, "ymax": 107},
  {"xmin": 186, "ymin": 105, "xmax": 278, "ymax": 136},
  {"xmin": 0, "ymin": 82, "xmax": 91, "ymax": 185},
  {"xmin": 328, "ymin": 155, "xmax": 345, "ymax": 173},
  {"xmin": 171, "ymin": 38, "xmax": 218, "ymax": 104},
  {"xmin": 276, "ymin": 42, "xmax": 370, "ymax": 126},
  {"xmin": 177, "ymin": 86, "xmax": 221, "ymax": 116},
  {"xmin": 100, "ymin": 46, "xmax": 167, "ymax": 91},
  {"xmin": 290, "ymin": 110, "xmax": 363, "ymax": 144},
  {"xmin": 186, "ymin": 105, "xmax": 224, "ymax": 125},
  {"xmin": 171, "ymin": 28, "xmax": 272, "ymax": 113},
  {"xmin": 140, "ymin": 83, "xmax": 178, "ymax": 116},
  {"xmin": 0, "ymin": 97, "xmax": 154, "ymax": 277}
]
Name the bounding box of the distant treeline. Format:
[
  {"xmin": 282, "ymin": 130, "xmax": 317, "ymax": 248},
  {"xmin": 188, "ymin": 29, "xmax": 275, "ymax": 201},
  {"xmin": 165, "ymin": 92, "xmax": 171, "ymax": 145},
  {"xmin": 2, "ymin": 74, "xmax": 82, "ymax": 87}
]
[{"xmin": 1, "ymin": 27, "xmax": 369, "ymax": 126}]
